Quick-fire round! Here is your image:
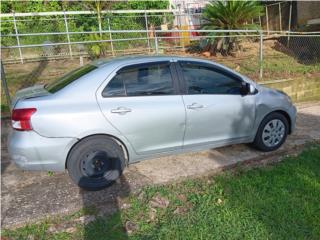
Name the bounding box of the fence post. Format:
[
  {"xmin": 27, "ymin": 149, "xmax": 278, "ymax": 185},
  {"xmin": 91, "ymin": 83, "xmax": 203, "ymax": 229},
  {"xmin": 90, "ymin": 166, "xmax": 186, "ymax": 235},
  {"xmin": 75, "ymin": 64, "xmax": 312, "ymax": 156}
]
[
  {"xmin": 97, "ymin": 10, "xmax": 103, "ymax": 38},
  {"xmin": 287, "ymin": 1, "xmax": 292, "ymax": 47},
  {"xmin": 144, "ymin": 11, "xmax": 151, "ymax": 52},
  {"xmin": 259, "ymin": 14, "xmax": 262, "ymax": 29},
  {"xmin": 259, "ymin": 31, "xmax": 263, "ymax": 80},
  {"xmin": 13, "ymin": 12, "xmax": 24, "ymax": 64},
  {"xmin": 265, "ymin": 5, "xmax": 269, "ymax": 35},
  {"xmin": 64, "ymin": 11, "xmax": 73, "ymax": 59},
  {"xmin": 279, "ymin": 2, "xmax": 282, "ymax": 31},
  {"xmin": 107, "ymin": 18, "xmax": 115, "ymax": 56},
  {"xmin": 154, "ymin": 32, "xmax": 159, "ymax": 54},
  {"xmin": 1, "ymin": 61, "xmax": 12, "ymax": 110}
]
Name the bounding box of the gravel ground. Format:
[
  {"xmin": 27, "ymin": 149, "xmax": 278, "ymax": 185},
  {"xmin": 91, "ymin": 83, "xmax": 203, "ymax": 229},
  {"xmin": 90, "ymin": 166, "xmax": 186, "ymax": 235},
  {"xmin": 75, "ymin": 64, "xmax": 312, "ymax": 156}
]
[{"xmin": 1, "ymin": 101, "xmax": 320, "ymax": 228}]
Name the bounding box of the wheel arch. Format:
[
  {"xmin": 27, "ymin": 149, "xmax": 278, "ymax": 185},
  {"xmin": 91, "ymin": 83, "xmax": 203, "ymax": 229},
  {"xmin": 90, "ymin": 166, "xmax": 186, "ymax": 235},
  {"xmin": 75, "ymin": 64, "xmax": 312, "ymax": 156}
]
[
  {"xmin": 271, "ymin": 110, "xmax": 292, "ymax": 134},
  {"xmin": 257, "ymin": 109, "xmax": 292, "ymax": 135},
  {"xmin": 65, "ymin": 133, "xmax": 129, "ymax": 169}
]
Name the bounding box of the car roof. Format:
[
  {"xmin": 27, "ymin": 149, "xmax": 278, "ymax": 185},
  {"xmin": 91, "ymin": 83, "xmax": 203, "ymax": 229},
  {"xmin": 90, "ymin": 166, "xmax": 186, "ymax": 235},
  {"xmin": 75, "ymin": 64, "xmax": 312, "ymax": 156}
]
[{"xmin": 91, "ymin": 55, "xmax": 216, "ymax": 68}]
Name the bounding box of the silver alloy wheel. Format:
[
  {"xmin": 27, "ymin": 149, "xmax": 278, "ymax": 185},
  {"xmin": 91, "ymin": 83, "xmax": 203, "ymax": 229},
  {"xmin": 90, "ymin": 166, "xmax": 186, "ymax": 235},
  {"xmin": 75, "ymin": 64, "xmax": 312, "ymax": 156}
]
[{"xmin": 262, "ymin": 119, "xmax": 285, "ymax": 147}]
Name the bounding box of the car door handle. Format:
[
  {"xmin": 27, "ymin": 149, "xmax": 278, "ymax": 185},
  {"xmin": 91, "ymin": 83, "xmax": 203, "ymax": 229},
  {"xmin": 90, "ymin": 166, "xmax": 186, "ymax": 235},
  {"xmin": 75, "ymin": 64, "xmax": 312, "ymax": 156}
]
[
  {"xmin": 187, "ymin": 103, "xmax": 204, "ymax": 109},
  {"xmin": 111, "ymin": 107, "xmax": 132, "ymax": 114}
]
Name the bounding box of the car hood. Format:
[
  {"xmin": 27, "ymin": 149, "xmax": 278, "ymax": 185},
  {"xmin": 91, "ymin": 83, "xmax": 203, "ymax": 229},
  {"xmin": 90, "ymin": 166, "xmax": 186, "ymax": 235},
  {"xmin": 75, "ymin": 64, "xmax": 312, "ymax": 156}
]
[{"xmin": 12, "ymin": 85, "xmax": 50, "ymax": 108}]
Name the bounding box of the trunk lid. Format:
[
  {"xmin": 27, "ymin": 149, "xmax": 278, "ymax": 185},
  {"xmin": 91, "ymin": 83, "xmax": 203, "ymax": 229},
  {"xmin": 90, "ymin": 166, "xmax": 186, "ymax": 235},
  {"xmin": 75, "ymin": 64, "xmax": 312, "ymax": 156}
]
[{"xmin": 12, "ymin": 85, "xmax": 50, "ymax": 108}]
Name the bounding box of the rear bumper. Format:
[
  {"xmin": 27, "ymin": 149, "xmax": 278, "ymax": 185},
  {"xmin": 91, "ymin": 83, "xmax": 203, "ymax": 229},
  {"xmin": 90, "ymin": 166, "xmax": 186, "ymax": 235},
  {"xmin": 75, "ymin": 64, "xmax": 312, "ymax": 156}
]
[{"xmin": 8, "ymin": 130, "xmax": 78, "ymax": 171}]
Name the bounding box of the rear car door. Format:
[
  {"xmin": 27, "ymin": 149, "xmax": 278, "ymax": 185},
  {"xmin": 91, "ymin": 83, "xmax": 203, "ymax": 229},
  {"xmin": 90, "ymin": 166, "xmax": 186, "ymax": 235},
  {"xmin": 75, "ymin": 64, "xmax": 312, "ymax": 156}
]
[
  {"xmin": 97, "ymin": 61, "xmax": 186, "ymax": 155},
  {"xmin": 176, "ymin": 61, "xmax": 256, "ymax": 147}
]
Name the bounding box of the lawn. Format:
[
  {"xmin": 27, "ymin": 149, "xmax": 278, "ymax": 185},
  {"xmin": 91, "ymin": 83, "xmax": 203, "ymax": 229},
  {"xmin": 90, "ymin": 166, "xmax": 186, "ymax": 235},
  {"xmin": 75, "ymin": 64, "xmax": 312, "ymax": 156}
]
[{"xmin": 3, "ymin": 144, "xmax": 320, "ymax": 240}]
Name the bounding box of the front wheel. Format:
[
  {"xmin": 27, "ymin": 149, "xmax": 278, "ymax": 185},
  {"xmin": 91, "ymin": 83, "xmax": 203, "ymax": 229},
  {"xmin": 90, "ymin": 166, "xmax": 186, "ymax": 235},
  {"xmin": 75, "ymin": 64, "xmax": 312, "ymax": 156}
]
[
  {"xmin": 252, "ymin": 112, "xmax": 289, "ymax": 152},
  {"xmin": 67, "ymin": 136, "xmax": 126, "ymax": 191}
]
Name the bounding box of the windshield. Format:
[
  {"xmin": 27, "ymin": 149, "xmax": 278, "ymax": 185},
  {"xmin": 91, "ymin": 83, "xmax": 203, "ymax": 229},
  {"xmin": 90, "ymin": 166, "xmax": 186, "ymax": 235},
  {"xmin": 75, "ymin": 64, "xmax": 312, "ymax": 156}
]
[{"xmin": 45, "ymin": 64, "xmax": 97, "ymax": 93}]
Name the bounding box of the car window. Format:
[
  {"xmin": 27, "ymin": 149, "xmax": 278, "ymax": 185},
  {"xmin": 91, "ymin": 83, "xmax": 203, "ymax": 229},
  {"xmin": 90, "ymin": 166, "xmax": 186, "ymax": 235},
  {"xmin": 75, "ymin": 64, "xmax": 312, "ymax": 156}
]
[
  {"xmin": 45, "ymin": 64, "xmax": 97, "ymax": 93},
  {"xmin": 179, "ymin": 62, "xmax": 242, "ymax": 95},
  {"xmin": 102, "ymin": 76, "xmax": 126, "ymax": 97},
  {"xmin": 103, "ymin": 62, "xmax": 175, "ymax": 97}
]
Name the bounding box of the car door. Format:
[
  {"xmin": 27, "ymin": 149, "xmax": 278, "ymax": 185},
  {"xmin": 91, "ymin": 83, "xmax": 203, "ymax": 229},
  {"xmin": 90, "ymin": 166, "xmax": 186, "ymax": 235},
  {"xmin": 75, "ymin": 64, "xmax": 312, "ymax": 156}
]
[
  {"xmin": 97, "ymin": 61, "xmax": 186, "ymax": 155},
  {"xmin": 176, "ymin": 61, "xmax": 256, "ymax": 147}
]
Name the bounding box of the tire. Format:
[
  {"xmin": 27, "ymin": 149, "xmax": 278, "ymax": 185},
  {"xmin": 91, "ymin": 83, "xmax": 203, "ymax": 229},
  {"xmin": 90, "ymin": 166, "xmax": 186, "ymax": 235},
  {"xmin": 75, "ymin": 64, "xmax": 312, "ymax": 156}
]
[
  {"xmin": 67, "ymin": 135, "xmax": 126, "ymax": 191},
  {"xmin": 252, "ymin": 112, "xmax": 289, "ymax": 152}
]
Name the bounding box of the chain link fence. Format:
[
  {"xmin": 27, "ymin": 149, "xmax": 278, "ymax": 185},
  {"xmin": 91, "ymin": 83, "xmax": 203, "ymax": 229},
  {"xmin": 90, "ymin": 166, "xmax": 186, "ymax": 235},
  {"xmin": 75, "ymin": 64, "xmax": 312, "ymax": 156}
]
[
  {"xmin": 1, "ymin": 11, "xmax": 181, "ymax": 62},
  {"xmin": 2, "ymin": 29, "xmax": 319, "ymax": 79},
  {"xmin": 1, "ymin": 8, "xmax": 305, "ymax": 64},
  {"xmin": 1, "ymin": 11, "xmax": 320, "ymax": 109}
]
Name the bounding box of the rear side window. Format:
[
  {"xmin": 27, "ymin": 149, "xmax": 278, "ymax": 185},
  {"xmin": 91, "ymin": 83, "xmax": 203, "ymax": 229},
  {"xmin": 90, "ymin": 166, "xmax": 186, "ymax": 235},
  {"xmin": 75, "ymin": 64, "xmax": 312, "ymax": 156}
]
[
  {"xmin": 102, "ymin": 62, "xmax": 175, "ymax": 97},
  {"xmin": 45, "ymin": 64, "xmax": 97, "ymax": 93},
  {"xmin": 179, "ymin": 62, "xmax": 242, "ymax": 95},
  {"xmin": 102, "ymin": 76, "xmax": 126, "ymax": 97}
]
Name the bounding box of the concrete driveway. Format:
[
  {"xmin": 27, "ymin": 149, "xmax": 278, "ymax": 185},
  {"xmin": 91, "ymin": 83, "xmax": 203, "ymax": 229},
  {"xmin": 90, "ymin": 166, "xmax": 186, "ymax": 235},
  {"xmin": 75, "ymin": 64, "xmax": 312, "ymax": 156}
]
[{"xmin": 1, "ymin": 101, "xmax": 320, "ymax": 228}]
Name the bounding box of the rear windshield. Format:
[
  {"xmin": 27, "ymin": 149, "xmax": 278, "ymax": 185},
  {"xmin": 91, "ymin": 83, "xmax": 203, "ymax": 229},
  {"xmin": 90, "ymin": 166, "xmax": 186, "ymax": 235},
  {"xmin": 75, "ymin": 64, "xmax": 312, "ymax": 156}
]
[{"xmin": 45, "ymin": 64, "xmax": 97, "ymax": 93}]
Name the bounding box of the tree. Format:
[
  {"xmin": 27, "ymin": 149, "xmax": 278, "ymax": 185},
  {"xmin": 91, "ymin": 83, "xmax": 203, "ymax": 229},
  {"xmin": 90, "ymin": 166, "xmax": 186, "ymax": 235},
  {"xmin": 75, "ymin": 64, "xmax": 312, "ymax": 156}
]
[
  {"xmin": 201, "ymin": 0, "xmax": 263, "ymax": 56},
  {"xmin": 84, "ymin": 1, "xmax": 114, "ymax": 36},
  {"xmin": 0, "ymin": 0, "xmax": 173, "ymax": 58},
  {"xmin": 82, "ymin": 1, "xmax": 115, "ymax": 57}
]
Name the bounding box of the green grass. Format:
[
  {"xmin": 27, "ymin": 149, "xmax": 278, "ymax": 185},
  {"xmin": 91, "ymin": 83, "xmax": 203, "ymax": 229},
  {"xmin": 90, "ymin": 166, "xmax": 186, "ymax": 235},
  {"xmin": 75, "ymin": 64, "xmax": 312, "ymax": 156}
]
[
  {"xmin": 1, "ymin": 104, "xmax": 10, "ymax": 114},
  {"xmin": 220, "ymin": 55, "xmax": 320, "ymax": 81},
  {"xmin": 3, "ymin": 144, "xmax": 320, "ymax": 240}
]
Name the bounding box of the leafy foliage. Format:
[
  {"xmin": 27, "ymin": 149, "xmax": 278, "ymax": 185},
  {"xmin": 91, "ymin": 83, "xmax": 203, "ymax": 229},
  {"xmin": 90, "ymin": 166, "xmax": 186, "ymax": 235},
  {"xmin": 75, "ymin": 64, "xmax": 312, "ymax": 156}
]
[
  {"xmin": 201, "ymin": 0, "xmax": 263, "ymax": 56},
  {"xmin": 1, "ymin": 0, "xmax": 172, "ymax": 58}
]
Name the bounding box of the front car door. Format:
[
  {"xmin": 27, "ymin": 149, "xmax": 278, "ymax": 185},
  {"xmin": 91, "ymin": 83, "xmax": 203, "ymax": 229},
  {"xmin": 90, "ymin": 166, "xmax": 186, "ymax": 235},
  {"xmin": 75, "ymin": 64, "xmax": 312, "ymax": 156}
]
[
  {"xmin": 176, "ymin": 60, "xmax": 256, "ymax": 147},
  {"xmin": 97, "ymin": 61, "xmax": 186, "ymax": 155}
]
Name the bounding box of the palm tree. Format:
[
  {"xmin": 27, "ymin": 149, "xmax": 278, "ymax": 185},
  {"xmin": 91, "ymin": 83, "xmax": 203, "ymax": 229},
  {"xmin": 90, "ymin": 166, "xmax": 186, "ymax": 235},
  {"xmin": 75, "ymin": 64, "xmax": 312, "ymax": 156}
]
[{"xmin": 201, "ymin": 0, "xmax": 263, "ymax": 56}]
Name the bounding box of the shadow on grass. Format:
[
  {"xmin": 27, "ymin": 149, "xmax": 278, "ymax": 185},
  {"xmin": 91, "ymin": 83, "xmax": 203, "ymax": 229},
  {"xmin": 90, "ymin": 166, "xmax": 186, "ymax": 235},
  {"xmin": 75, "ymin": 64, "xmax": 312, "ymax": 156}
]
[
  {"xmin": 273, "ymin": 36, "xmax": 320, "ymax": 65},
  {"xmin": 1, "ymin": 119, "xmax": 11, "ymax": 174},
  {"xmin": 80, "ymin": 175, "xmax": 131, "ymax": 240},
  {"xmin": 20, "ymin": 57, "xmax": 49, "ymax": 89}
]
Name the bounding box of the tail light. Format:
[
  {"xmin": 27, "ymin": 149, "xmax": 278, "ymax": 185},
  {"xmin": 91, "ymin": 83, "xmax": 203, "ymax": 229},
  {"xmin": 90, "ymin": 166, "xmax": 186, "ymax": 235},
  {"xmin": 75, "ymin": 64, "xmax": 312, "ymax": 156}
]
[{"xmin": 11, "ymin": 108, "xmax": 37, "ymax": 131}]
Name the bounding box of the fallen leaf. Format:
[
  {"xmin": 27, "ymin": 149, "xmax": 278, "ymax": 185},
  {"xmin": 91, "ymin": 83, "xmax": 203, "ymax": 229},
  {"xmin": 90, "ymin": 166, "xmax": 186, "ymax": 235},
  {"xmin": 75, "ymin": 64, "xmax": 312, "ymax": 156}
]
[
  {"xmin": 149, "ymin": 194, "xmax": 169, "ymax": 209},
  {"xmin": 125, "ymin": 221, "xmax": 137, "ymax": 234},
  {"xmin": 120, "ymin": 203, "xmax": 131, "ymax": 210},
  {"xmin": 173, "ymin": 206, "xmax": 188, "ymax": 215},
  {"xmin": 177, "ymin": 194, "xmax": 187, "ymax": 202},
  {"xmin": 65, "ymin": 227, "xmax": 76, "ymax": 233},
  {"xmin": 75, "ymin": 215, "xmax": 96, "ymax": 225},
  {"xmin": 47, "ymin": 225, "xmax": 58, "ymax": 233},
  {"xmin": 148, "ymin": 207, "xmax": 157, "ymax": 222},
  {"xmin": 202, "ymin": 51, "xmax": 211, "ymax": 57}
]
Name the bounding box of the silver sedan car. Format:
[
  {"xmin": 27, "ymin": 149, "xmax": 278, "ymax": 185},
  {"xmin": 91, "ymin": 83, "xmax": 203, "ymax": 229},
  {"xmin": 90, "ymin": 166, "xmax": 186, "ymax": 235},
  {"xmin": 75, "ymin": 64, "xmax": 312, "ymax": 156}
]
[{"xmin": 8, "ymin": 56, "xmax": 296, "ymax": 190}]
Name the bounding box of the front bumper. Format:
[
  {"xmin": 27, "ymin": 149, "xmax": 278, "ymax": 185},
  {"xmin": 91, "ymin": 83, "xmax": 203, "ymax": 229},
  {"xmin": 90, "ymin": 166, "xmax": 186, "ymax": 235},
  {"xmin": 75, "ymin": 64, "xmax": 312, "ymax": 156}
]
[
  {"xmin": 8, "ymin": 130, "xmax": 77, "ymax": 171},
  {"xmin": 288, "ymin": 105, "xmax": 297, "ymax": 134}
]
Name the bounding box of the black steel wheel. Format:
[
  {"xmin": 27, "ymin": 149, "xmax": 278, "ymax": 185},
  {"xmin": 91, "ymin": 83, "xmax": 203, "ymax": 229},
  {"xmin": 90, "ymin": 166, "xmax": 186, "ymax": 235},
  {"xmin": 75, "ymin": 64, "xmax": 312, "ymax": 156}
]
[{"xmin": 67, "ymin": 135, "xmax": 126, "ymax": 191}]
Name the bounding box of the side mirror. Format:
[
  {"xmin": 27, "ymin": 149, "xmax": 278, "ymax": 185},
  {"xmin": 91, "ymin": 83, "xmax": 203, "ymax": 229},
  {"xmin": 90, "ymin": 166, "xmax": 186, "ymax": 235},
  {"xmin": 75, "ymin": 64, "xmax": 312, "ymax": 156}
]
[
  {"xmin": 240, "ymin": 82, "xmax": 251, "ymax": 96},
  {"xmin": 249, "ymin": 84, "xmax": 256, "ymax": 94}
]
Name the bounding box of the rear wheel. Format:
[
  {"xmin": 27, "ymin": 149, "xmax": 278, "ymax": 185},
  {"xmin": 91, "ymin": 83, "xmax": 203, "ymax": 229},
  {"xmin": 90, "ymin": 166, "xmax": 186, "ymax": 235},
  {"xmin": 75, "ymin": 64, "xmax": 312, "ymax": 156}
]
[
  {"xmin": 67, "ymin": 135, "xmax": 125, "ymax": 191},
  {"xmin": 253, "ymin": 112, "xmax": 289, "ymax": 152}
]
